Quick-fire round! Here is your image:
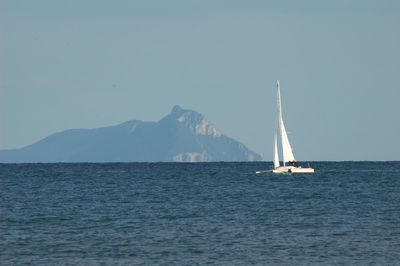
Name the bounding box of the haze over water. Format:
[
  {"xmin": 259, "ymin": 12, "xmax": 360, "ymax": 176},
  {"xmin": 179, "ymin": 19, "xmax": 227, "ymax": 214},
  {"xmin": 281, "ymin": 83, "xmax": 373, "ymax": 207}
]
[{"xmin": 1, "ymin": 161, "xmax": 399, "ymax": 264}]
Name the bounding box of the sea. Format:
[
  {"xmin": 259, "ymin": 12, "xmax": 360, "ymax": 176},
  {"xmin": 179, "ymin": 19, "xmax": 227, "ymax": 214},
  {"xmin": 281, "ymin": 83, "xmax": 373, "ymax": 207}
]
[{"xmin": 1, "ymin": 161, "xmax": 399, "ymax": 265}]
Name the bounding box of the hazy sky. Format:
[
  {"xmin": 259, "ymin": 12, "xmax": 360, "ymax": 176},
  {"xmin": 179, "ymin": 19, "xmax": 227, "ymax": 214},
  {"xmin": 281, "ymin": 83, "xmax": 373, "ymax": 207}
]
[{"xmin": 1, "ymin": 0, "xmax": 399, "ymax": 160}]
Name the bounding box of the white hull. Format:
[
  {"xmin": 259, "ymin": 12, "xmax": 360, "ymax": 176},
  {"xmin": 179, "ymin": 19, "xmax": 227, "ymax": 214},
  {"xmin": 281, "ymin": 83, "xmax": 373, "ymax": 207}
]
[
  {"xmin": 256, "ymin": 166, "xmax": 314, "ymax": 174},
  {"xmin": 272, "ymin": 166, "xmax": 314, "ymax": 174},
  {"xmin": 289, "ymin": 167, "xmax": 314, "ymax": 174},
  {"xmin": 272, "ymin": 166, "xmax": 294, "ymax": 173}
]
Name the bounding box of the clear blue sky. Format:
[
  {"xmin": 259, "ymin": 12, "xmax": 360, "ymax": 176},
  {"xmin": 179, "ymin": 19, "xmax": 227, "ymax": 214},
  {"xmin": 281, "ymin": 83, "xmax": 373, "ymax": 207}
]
[{"xmin": 1, "ymin": 0, "xmax": 399, "ymax": 161}]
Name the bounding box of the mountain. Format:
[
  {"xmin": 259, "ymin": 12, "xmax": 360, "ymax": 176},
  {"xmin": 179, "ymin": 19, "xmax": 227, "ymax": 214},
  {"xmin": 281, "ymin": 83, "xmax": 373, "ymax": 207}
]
[{"xmin": 0, "ymin": 105, "xmax": 262, "ymax": 163}]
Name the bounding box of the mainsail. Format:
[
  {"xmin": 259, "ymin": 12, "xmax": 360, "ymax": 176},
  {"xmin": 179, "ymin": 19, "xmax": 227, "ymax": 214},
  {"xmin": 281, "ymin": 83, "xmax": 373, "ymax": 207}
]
[
  {"xmin": 276, "ymin": 80, "xmax": 296, "ymax": 165},
  {"xmin": 273, "ymin": 127, "xmax": 280, "ymax": 168}
]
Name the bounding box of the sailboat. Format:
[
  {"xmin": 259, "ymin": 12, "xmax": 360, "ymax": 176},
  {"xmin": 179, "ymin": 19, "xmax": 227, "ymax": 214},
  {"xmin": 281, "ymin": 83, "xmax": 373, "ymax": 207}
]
[{"xmin": 257, "ymin": 81, "xmax": 314, "ymax": 174}]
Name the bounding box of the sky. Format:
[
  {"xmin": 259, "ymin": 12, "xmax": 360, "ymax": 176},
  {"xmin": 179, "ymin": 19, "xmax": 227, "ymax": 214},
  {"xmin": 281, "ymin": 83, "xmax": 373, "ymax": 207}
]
[{"xmin": 1, "ymin": 0, "xmax": 399, "ymax": 161}]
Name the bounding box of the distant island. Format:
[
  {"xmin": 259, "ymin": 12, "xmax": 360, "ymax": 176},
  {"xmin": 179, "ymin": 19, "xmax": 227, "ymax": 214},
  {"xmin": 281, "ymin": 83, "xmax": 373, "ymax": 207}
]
[{"xmin": 0, "ymin": 105, "xmax": 262, "ymax": 163}]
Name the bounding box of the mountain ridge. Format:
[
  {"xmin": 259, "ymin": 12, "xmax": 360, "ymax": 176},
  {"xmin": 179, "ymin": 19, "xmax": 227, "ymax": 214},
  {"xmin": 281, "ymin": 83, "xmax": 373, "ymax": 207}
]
[{"xmin": 0, "ymin": 105, "xmax": 262, "ymax": 163}]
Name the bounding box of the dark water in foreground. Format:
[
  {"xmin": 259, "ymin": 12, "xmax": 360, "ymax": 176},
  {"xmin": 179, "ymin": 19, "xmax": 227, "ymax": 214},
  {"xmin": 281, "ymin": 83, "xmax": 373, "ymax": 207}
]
[{"xmin": 1, "ymin": 162, "xmax": 399, "ymax": 265}]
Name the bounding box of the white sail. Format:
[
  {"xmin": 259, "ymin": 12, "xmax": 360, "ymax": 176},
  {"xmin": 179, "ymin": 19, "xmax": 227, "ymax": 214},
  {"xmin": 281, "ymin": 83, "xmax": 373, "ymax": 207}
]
[
  {"xmin": 276, "ymin": 81, "xmax": 296, "ymax": 164},
  {"xmin": 273, "ymin": 127, "xmax": 279, "ymax": 168}
]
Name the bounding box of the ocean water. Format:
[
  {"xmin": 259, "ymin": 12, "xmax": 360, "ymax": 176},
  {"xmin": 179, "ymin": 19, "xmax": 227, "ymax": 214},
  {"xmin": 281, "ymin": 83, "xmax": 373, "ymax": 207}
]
[{"xmin": 1, "ymin": 162, "xmax": 399, "ymax": 265}]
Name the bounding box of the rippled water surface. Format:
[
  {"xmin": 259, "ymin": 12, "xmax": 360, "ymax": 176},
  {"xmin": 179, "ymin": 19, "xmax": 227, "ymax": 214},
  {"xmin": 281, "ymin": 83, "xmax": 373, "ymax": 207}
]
[{"xmin": 1, "ymin": 162, "xmax": 400, "ymax": 264}]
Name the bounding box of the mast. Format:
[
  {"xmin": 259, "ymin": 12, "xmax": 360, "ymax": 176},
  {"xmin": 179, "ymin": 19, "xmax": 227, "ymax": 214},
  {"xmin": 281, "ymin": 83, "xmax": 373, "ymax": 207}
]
[{"xmin": 276, "ymin": 81, "xmax": 296, "ymax": 165}]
